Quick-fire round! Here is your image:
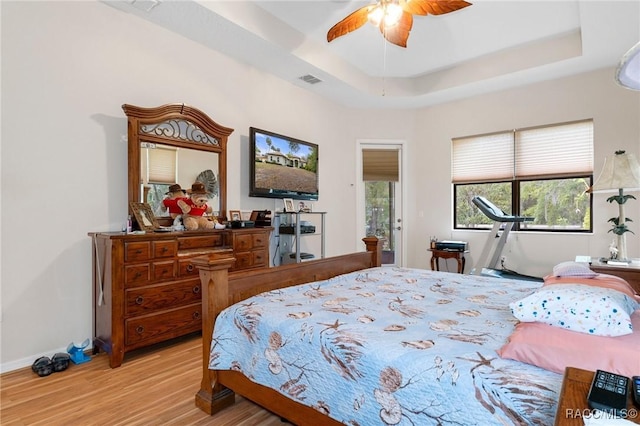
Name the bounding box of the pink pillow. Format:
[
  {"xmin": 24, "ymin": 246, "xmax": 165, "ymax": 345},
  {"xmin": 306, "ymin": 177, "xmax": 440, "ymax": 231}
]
[
  {"xmin": 552, "ymin": 261, "xmax": 597, "ymax": 277},
  {"xmin": 543, "ymin": 273, "xmax": 639, "ymax": 300},
  {"xmin": 498, "ymin": 311, "xmax": 640, "ymax": 377}
]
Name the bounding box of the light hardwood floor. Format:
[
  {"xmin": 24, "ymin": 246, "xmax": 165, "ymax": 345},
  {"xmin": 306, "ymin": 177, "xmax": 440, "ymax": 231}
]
[{"xmin": 1, "ymin": 334, "xmax": 286, "ymax": 425}]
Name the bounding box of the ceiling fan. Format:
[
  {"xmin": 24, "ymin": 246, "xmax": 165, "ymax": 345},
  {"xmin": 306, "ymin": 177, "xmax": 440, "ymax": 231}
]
[{"xmin": 327, "ymin": 0, "xmax": 472, "ymax": 48}]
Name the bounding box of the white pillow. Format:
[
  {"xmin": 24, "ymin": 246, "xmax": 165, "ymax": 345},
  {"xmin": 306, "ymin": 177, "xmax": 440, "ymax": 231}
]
[
  {"xmin": 510, "ymin": 284, "xmax": 639, "ymax": 337},
  {"xmin": 552, "ymin": 261, "xmax": 597, "ymax": 278}
]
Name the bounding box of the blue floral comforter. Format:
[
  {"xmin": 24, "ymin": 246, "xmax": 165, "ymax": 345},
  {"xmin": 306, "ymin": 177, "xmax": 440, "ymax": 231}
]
[{"xmin": 210, "ymin": 267, "xmax": 561, "ymax": 425}]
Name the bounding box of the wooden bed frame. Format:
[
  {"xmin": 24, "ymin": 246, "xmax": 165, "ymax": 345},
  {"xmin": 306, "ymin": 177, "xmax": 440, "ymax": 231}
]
[{"xmin": 191, "ymin": 237, "xmax": 383, "ymax": 425}]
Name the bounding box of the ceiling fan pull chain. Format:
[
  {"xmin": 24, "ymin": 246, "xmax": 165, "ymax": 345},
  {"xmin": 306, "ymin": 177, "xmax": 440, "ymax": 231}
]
[{"xmin": 382, "ymin": 33, "xmax": 387, "ymax": 97}]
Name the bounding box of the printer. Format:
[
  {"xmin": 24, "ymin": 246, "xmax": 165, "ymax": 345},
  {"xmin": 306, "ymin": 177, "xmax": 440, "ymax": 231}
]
[{"xmin": 434, "ymin": 240, "xmax": 468, "ymax": 252}]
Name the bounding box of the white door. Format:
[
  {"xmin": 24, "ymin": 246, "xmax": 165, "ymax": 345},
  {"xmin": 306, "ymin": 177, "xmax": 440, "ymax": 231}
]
[{"xmin": 356, "ymin": 141, "xmax": 405, "ymax": 266}]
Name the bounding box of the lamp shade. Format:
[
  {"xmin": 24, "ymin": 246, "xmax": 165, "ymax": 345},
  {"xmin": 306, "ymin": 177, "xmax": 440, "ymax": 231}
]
[
  {"xmin": 615, "ymin": 41, "xmax": 640, "ymax": 91},
  {"xmin": 591, "ymin": 151, "xmax": 640, "ymax": 192}
]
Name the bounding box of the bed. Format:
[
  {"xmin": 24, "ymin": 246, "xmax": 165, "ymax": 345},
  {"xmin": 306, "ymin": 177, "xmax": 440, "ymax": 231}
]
[{"xmin": 192, "ymin": 239, "xmax": 640, "ymax": 425}]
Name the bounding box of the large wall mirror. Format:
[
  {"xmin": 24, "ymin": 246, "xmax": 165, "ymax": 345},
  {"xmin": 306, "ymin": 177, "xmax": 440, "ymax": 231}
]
[{"xmin": 123, "ymin": 103, "xmax": 233, "ymax": 225}]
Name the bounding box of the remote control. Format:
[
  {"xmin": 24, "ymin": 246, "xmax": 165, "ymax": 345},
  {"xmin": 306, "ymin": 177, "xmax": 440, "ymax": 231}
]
[
  {"xmin": 587, "ymin": 370, "xmax": 629, "ymax": 416},
  {"xmin": 633, "ymin": 376, "xmax": 640, "ymax": 407}
]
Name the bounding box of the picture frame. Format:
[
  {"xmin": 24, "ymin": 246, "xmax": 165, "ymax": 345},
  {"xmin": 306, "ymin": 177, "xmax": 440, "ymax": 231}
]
[
  {"xmin": 229, "ymin": 210, "xmax": 242, "ymax": 221},
  {"xmin": 298, "ymin": 201, "xmax": 312, "ymax": 212},
  {"xmin": 129, "ymin": 202, "xmax": 159, "ymax": 231},
  {"xmin": 283, "ymin": 198, "xmax": 295, "ymax": 213}
]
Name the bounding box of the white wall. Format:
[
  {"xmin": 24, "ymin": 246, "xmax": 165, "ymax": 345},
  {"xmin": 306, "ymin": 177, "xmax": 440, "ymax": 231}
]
[
  {"xmin": 0, "ymin": 0, "xmax": 413, "ymax": 371},
  {"xmin": 1, "ymin": 1, "xmax": 638, "ymax": 372}
]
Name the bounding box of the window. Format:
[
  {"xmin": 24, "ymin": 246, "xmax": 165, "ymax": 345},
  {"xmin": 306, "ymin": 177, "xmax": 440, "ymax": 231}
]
[{"xmin": 452, "ymin": 120, "xmax": 593, "ymax": 232}]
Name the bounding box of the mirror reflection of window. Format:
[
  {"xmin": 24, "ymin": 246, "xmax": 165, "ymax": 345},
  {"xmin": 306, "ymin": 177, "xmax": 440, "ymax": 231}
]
[{"xmin": 142, "ymin": 144, "xmax": 178, "ymax": 216}]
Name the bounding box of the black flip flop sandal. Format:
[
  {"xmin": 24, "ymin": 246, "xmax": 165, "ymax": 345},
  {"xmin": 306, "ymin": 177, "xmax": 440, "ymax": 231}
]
[
  {"xmin": 31, "ymin": 357, "xmax": 53, "ymax": 377},
  {"xmin": 51, "ymin": 353, "xmax": 70, "ymax": 372}
]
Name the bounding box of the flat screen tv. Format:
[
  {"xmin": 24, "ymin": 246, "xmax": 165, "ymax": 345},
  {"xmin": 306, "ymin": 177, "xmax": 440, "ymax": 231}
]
[{"xmin": 249, "ymin": 127, "xmax": 319, "ymax": 201}]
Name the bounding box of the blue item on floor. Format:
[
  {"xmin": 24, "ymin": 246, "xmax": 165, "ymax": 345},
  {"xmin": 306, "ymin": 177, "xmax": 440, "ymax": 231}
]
[{"xmin": 67, "ymin": 339, "xmax": 91, "ymax": 364}]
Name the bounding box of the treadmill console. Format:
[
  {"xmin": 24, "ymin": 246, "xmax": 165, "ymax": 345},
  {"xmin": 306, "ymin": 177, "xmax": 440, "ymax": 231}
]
[{"xmin": 472, "ymin": 196, "xmax": 533, "ymax": 223}]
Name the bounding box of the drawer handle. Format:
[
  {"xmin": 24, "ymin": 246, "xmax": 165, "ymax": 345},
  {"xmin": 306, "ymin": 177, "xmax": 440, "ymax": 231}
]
[
  {"xmin": 192, "ymin": 285, "xmax": 200, "ymax": 294},
  {"xmin": 193, "ymin": 311, "xmax": 201, "ymax": 320},
  {"xmin": 136, "ymin": 249, "xmax": 142, "ymax": 254},
  {"xmin": 135, "ymin": 296, "xmax": 144, "ymax": 305},
  {"xmin": 134, "ymin": 272, "xmax": 142, "ymax": 279},
  {"xmin": 161, "ymin": 247, "xmax": 168, "ymax": 253},
  {"xmin": 255, "ymin": 238, "xmax": 263, "ymax": 244},
  {"xmin": 136, "ymin": 326, "xmax": 144, "ymax": 334},
  {"xmin": 186, "ymin": 264, "xmax": 194, "ymax": 272}
]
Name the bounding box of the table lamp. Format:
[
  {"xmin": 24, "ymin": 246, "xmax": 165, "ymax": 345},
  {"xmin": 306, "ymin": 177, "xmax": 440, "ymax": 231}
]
[{"xmin": 590, "ymin": 150, "xmax": 640, "ymax": 262}]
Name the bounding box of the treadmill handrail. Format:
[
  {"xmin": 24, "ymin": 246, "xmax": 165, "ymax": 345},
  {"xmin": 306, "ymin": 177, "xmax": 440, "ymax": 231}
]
[{"xmin": 472, "ymin": 196, "xmax": 533, "ymax": 223}]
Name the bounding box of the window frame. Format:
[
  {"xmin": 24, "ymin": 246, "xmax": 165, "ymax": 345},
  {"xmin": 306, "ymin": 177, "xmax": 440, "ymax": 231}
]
[{"xmin": 452, "ymin": 120, "xmax": 594, "ymax": 233}]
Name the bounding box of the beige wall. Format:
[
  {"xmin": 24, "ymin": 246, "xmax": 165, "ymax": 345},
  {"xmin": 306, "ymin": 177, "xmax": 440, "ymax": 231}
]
[
  {"xmin": 1, "ymin": 1, "xmax": 638, "ymax": 371},
  {"xmin": 408, "ymin": 70, "xmax": 640, "ymax": 275}
]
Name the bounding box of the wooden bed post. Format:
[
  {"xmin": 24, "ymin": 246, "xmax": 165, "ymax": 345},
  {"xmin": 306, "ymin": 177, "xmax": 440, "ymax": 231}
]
[
  {"xmin": 191, "ymin": 252, "xmax": 236, "ymax": 415},
  {"xmin": 362, "ymin": 236, "xmax": 383, "ymax": 267}
]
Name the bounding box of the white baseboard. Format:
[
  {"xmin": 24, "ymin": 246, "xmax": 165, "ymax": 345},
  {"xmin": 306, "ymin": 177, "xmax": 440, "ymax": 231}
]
[{"xmin": 0, "ymin": 343, "xmax": 94, "ymax": 374}]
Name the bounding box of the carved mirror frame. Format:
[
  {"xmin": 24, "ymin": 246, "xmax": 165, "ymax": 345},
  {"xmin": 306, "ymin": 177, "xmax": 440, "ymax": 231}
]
[{"xmin": 123, "ymin": 103, "xmax": 233, "ymax": 224}]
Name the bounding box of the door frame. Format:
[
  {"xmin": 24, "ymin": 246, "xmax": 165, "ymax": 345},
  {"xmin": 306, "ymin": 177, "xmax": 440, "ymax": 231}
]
[{"xmin": 355, "ymin": 139, "xmax": 407, "ymax": 266}]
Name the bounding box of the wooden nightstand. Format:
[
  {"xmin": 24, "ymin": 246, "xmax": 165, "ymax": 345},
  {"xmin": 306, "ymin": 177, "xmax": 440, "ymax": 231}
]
[
  {"xmin": 555, "ymin": 367, "xmax": 640, "ymax": 425},
  {"xmin": 590, "ymin": 262, "xmax": 640, "ymax": 294},
  {"xmin": 428, "ymin": 249, "xmax": 468, "ymax": 274}
]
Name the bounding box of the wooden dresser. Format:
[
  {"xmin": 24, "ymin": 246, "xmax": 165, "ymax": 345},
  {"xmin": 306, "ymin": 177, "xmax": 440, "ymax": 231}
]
[
  {"xmin": 590, "ymin": 262, "xmax": 640, "ymax": 294},
  {"xmin": 90, "ymin": 227, "xmax": 271, "ymax": 367}
]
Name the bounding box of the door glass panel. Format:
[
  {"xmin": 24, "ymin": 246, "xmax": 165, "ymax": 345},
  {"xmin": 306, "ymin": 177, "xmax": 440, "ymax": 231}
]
[{"xmin": 365, "ymin": 181, "xmax": 395, "ymax": 265}]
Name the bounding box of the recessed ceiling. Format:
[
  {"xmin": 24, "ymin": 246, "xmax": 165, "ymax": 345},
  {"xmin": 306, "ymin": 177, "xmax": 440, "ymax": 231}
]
[{"xmin": 104, "ymin": 0, "xmax": 640, "ymax": 109}]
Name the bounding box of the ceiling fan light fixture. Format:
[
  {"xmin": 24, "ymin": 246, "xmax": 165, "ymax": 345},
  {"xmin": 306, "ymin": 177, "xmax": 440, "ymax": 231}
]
[
  {"xmin": 327, "ymin": 0, "xmax": 472, "ymax": 48},
  {"xmin": 368, "ymin": 1, "xmax": 403, "ymax": 28}
]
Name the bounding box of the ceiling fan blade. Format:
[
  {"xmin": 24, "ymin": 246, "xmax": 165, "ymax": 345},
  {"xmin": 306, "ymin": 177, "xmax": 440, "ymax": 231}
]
[
  {"xmin": 327, "ymin": 5, "xmax": 375, "ymax": 42},
  {"xmin": 379, "ymin": 11, "xmax": 413, "ymax": 48},
  {"xmin": 401, "ymin": 0, "xmax": 472, "ymax": 16}
]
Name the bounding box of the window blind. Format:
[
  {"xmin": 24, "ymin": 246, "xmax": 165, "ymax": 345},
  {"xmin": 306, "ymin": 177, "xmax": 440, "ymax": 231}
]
[
  {"xmin": 515, "ymin": 120, "xmax": 593, "ymax": 178},
  {"xmin": 148, "ymin": 146, "xmax": 177, "ymax": 184},
  {"xmin": 452, "ymin": 132, "xmax": 514, "ymax": 183},
  {"xmin": 363, "ymin": 149, "xmax": 399, "ymax": 182},
  {"xmin": 452, "ymin": 120, "xmax": 593, "ymax": 183}
]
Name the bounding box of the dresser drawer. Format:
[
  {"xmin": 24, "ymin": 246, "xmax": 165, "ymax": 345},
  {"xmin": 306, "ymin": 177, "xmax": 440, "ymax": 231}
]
[
  {"xmin": 252, "ymin": 249, "xmax": 268, "ymax": 267},
  {"xmin": 178, "ymin": 235, "xmax": 223, "ymax": 250},
  {"xmin": 234, "ymin": 234, "xmax": 253, "ymax": 251},
  {"xmin": 153, "ymin": 240, "xmax": 177, "ymax": 258},
  {"xmin": 234, "ymin": 252, "xmax": 253, "ymax": 270},
  {"xmin": 125, "ymin": 280, "xmax": 201, "ymax": 315},
  {"xmin": 125, "ymin": 242, "xmax": 151, "ymax": 262},
  {"xmin": 152, "ymin": 260, "xmax": 176, "ymax": 281},
  {"xmin": 124, "ymin": 264, "xmax": 150, "ymax": 286},
  {"xmin": 178, "ymin": 257, "xmax": 199, "ymax": 277},
  {"xmin": 231, "ymin": 249, "xmax": 268, "ymax": 270},
  {"xmin": 125, "ymin": 304, "xmax": 201, "ymax": 346},
  {"xmin": 252, "ymin": 233, "xmax": 268, "ymax": 248}
]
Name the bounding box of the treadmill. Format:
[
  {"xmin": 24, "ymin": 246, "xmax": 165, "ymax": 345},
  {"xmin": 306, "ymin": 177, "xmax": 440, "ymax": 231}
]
[{"xmin": 469, "ymin": 196, "xmax": 542, "ymax": 282}]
